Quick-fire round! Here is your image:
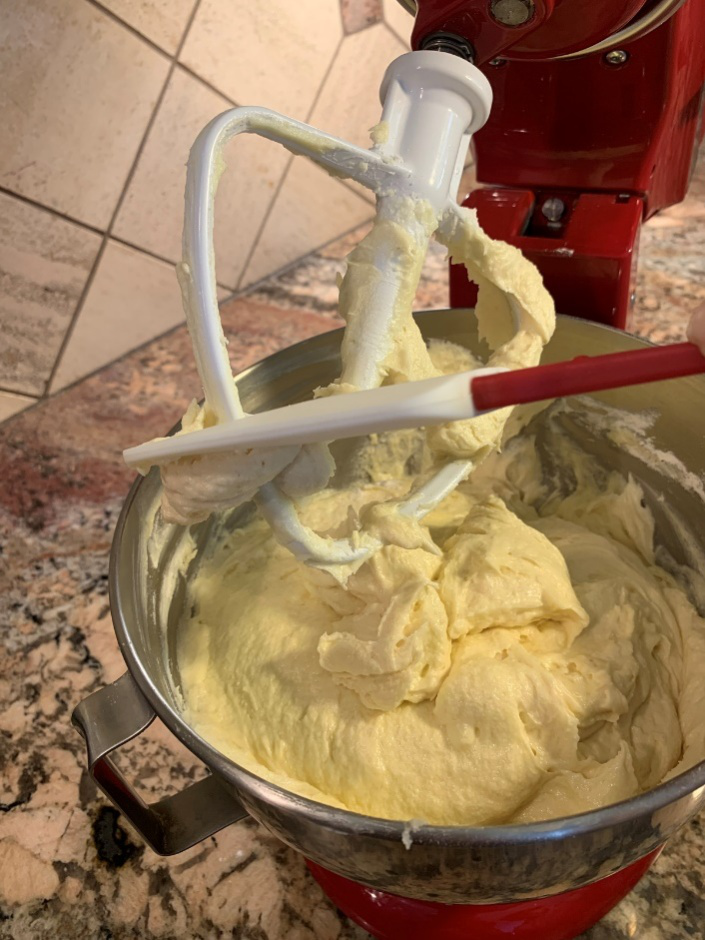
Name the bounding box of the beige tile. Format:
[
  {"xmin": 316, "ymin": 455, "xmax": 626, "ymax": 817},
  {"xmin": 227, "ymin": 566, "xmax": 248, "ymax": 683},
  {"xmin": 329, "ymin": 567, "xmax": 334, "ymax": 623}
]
[
  {"xmin": 291, "ymin": 25, "xmax": 404, "ymax": 209},
  {"xmin": 383, "ymin": 0, "xmax": 414, "ymax": 44},
  {"xmin": 180, "ymin": 0, "xmax": 342, "ymax": 119},
  {"xmin": 113, "ymin": 68, "xmax": 289, "ymax": 288},
  {"xmin": 50, "ymin": 241, "xmax": 183, "ymax": 391},
  {"xmin": 0, "ymin": 0, "xmax": 170, "ymax": 228},
  {"xmin": 0, "ymin": 391, "xmax": 37, "ymax": 422},
  {"xmin": 308, "ymin": 24, "xmax": 406, "ymax": 150},
  {"xmin": 97, "ymin": 0, "xmax": 196, "ymax": 54},
  {"xmin": 0, "ymin": 193, "xmax": 102, "ymax": 395},
  {"xmin": 241, "ymin": 159, "xmax": 373, "ymax": 287}
]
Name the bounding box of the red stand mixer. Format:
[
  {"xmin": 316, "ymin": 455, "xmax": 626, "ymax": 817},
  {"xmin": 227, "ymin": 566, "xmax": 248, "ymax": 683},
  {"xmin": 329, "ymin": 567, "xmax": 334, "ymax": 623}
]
[
  {"xmin": 307, "ymin": 1, "xmax": 705, "ymax": 935},
  {"xmin": 72, "ymin": 3, "xmax": 705, "ymax": 939},
  {"xmin": 437, "ymin": 0, "xmax": 705, "ymax": 328}
]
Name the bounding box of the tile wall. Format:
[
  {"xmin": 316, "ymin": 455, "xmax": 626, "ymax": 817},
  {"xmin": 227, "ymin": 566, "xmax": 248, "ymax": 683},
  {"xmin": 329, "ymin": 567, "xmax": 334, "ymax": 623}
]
[{"xmin": 0, "ymin": 0, "xmax": 413, "ymax": 420}]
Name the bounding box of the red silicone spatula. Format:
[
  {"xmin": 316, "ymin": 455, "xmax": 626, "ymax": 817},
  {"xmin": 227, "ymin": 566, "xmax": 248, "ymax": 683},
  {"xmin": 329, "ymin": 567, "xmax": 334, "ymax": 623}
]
[{"xmin": 124, "ymin": 342, "xmax": 705, "ymax": 468}]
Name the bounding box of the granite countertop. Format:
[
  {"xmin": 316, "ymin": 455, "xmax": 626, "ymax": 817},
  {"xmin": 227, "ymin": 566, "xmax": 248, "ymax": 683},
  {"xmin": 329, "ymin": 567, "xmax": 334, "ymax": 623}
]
[{"xmin": 2, "ymin": 151, "xmax": 705, "ymax": 939}]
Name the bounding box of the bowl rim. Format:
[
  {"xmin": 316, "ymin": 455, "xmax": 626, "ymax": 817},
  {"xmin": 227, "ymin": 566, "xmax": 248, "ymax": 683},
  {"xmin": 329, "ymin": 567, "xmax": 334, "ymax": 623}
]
[{"xmin": 110, "ymin": 311, "xmax": 705, "ymax": 845}]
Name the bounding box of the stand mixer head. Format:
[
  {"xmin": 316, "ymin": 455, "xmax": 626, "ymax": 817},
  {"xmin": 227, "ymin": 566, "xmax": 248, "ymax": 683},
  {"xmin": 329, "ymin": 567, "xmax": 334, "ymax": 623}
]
[{"xmin": 426, "ymin": 0, "xmax": 705, "ymax": 326}]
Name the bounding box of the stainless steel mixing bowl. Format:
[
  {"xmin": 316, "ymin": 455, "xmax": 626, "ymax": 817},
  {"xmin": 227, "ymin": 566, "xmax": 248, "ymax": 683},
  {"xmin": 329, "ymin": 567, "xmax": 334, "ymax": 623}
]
[{"xmin": 73, "ymin": 311, "xmax": 705, "ymax": 904}]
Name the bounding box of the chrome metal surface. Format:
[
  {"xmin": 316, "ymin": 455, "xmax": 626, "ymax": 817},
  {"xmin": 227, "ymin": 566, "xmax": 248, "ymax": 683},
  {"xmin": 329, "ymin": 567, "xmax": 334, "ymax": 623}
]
[
  {"xmin": 419, "ymin": 32, "xmax": 475, "ymax": 59},
  {"xmin": 541, "ymin": 196, "xmax": 566, "ymax": 221},
  {"xmin": 72, "ymin": 673, "xmax": 247, "ymax": 854},
  {"xmin": 604, "ymin": 48, "xmax": 629, "ymax": 65},
  {"xmin": 490, "ymin": 0, "xmax": 534, "ymax": 27},
  {"xmin": 78, "ymin": 311, "xmax": 705, "ymax": 902},
  {"xmin": 397, "ymin": 0, "xmax": 684, "ymax": 61}
]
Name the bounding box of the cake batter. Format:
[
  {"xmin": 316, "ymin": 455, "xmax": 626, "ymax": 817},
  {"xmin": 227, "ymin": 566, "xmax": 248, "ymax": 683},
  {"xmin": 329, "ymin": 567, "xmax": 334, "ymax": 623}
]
[
  {"xmin": 151, "ymin": 198, "xmax": 705, "ymax": 826},
  {"xmin": 177, "ymin": 409, "xmax": 705, "ymax": 826}
]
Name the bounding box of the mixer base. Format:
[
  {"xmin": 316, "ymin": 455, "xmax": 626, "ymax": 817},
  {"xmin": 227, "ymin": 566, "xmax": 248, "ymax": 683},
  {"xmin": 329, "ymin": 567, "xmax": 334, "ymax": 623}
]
[{"xmin": 307, "ymin": 849, "xmax": 660, "ymax": 940}]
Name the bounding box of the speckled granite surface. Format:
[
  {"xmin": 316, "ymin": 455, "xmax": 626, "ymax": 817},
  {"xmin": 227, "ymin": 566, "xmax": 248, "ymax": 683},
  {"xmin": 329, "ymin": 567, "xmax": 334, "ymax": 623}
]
[{"xmin": 1, "ymin": 151, "xmax": 705, "ymax": 939}]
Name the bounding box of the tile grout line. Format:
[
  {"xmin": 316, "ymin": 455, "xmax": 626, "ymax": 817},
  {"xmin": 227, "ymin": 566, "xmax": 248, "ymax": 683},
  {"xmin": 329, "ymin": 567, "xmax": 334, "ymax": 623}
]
[
  {"xmin": 233, "ymin": 155, "xmax": 295, "ymax": 293},
  {"xmin": 87, "ymin": 0, "xmax": 245, "ymax": 110},
  {"xmin": 107, "ymin": 233, "xmax": 235, "ymax": 292},
  {"xmin": 0, "ymin": 386, "xmax": 40, "ymax": 400},
  {"xmin": 0, "ymin": 185, "xmax": 239, "ymax": 270},
  {"xmin": 339, "ymin": 178, "xmax": 376, "ymax": 206},
  {"xmin": 31, "ymin": 4, "xmax": 370, "ymax": 403},
  {"xmin": 234, "ymin": 34, "xmax": 346, "ymax": 292},
  {"xmin": 44, "ymin": 0, "xmax": 205, "ymax": 398},
  {"xmin": 84, "ymin": 0, "xmax": 173, "ymax": 59},
  {"xmin": 0, "ymin": 209, "xmax": 239, "ymax": 294},
  {"xmin": 0, "ymin": 396, "xmax": 45, "ymax": 428},
  {"xmin": 46, "ymin": 215, "xmax": 375, "ymax": 406},
  {"xmin": 0, "ymin": 185, "xmax": 105, "ymax": 236},
  {"xmin": 382, "ymin": 18, "xmax": 413, "ymax": 49},
  {"xmin": 42, "ymin": 229, "xmax": 109, "ymax": 396},
  {"xmin": 248, "ymin": 20, "xmax": 410, "ymax": 232},
  {"xmin": 175, "ymin": 62, "xmax": 241, "ymax": 109},
  {"xmin": 237, "ymin": 213, "xmax": 374, "ymax": 297},
  {"xmin": 0, "ymin": 12, "xmax": 355, "ymax": 240},
  {"xmin": 106, "ymin": 234, "xmax": 176, "ymax": 269},
  {"xmin": 336, "ymin": 0, "xmax": 348, "ymax": 37}
]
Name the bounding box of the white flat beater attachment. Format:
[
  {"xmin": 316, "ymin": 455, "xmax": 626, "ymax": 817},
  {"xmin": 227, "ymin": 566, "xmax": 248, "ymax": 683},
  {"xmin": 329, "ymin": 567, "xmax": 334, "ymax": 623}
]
[{"xmin": 176, "ymin": 51, "xmax": 493, "ymax": 569}]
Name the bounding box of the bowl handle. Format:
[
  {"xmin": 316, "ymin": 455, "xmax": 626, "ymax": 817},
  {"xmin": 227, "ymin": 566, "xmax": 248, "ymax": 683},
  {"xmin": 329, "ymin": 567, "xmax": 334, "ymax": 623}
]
[{"xmin": 72, "ymin": 672, "xmax": 248, "ymax": 855}]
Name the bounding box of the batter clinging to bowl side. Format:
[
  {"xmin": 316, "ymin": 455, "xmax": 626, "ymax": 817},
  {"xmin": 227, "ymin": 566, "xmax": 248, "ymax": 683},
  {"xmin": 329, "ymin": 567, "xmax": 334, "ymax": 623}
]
[{"xmin": 167, "ymin": 208, "xmax": 705, "ymax": 827}]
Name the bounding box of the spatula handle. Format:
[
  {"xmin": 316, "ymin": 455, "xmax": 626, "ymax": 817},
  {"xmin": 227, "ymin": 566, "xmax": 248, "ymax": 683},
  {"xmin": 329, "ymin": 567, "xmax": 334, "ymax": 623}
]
[{"xmin": 470, "ymin": 342, "xmax": 705, "ymax": 411}]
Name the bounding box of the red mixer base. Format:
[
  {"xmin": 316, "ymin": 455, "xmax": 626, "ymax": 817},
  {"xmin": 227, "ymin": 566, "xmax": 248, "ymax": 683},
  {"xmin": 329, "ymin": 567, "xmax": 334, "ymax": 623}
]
[{"xmin": 307, "ymin": 849, "xmax": 661, "ymax": 940}]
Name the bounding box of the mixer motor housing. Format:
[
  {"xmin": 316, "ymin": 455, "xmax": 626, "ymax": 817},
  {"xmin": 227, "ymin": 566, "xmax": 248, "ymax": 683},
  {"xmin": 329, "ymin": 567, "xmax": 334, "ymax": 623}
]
[{"xmin": 410, "ymin": 0, "xmax": 705, "ymax": 328}]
